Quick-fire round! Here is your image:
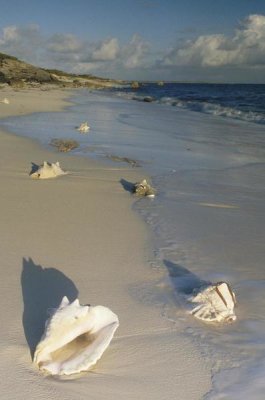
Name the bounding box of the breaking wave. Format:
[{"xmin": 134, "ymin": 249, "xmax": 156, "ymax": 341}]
[
  {"xmin": 112, "ymin": 80, "xmax": 265, "ymax": 126},
  {"xmin": 114, "ymin": 90, "xmax": 265, "ymax": 125},
  {"xmin": 163, "ymin": 97, "xmax": 265, "ymax": 124}
]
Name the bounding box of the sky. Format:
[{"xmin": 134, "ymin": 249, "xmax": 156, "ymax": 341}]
[{"xmin": 1, "ymin": 0, "xmax": 265, "ymax": 82}]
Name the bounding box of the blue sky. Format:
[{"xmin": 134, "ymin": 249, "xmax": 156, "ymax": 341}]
[{"xmin": 1, "ymin": 0, "xmax": 265, "ymax": 82}]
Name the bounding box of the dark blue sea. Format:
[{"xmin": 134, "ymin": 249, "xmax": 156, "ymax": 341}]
[{"xmin": 114, "ymin": 82, "xmax": 265, "ymax": 124}]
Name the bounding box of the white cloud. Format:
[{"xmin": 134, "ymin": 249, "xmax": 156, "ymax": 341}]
[
  {"xmin": 0, "ymin": 24, "xmax": 152, "ymax": 78},
  {"xmin": 121, "ymin": 34, "xmax": 150, "ymax": 68},
  {"xmin": 161, "ymin": 14, "xmax": 265, "ymax": 68},
  {"xmin": 92, "ymin": 38, "xmax": 119, "ymax": 61},
  {"xmin": 0, "ymin": 24, "xmax": 42, "ymax": 61},
  {"xmin": 0, "ymin": 24, "xmax": 40, "ymax": 45},
  {"xmin": 0, "ymin": 16, "xmax": 148, "ymax": 81},
  {"xmin": 2, "ymin": 16, "xmax": 265, "ymax": 81},
  {"xmin": 47, "ymin": 33, "xmax": 83, "ymax": 53},
  {"xmin": 44, "ymin": 33, "xmax": 150, "ymax": 76},
  {"xmin": 0, "ymin": 25, "xmax": 19, "ymax": 42}
]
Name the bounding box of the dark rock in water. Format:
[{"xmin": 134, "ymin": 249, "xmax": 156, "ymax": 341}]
[
  {"xmin": 133, "ymin": 179, "xmax": 156, "ymax": 197},
  {"xmin": 50, "ymin": 139, "xmax": 79, "ymax": 152},
  {"xmin": 143, "ymin": 96, "xmax": 155, "ymax": 103},
  {"xmin": 132, "ymin": 96, "xmax": 155, "ymax": 103}
]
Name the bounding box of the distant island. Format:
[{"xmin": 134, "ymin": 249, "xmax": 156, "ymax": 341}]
[{"xmin": 0, "ymin": 52, "xmax": 124, "ymax": 89}]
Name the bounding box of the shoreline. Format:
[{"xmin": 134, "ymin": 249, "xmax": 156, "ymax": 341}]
[{"xmin": 0, "ymin": 87, "xmax": 211, "ymax": 399}]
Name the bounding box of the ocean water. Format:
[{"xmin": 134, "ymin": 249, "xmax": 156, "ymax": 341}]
[
  {"xmin": 115, "ymin": 82, "xmax": 265, "ymax": 125},
  {"xmin": 2, "ymin": 83, "xmax": 265, "ymax": 398}
]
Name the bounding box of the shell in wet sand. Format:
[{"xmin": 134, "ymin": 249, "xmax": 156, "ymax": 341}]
[
  {"xmin": 77, "ymin": 122, "xmax": 90, "ymax": 133},
  {"xmin": 189, "ymin": 282, "xmax": 236, "ymax": 323},
  {"xmin": 134, "ymin": 179, "xmax": 155, "ymax": 197}
]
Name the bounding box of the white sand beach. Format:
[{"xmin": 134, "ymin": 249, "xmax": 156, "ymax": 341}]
[{"xmin": 0, "ymin": 87, "xmax": 211, "ymax": 399}]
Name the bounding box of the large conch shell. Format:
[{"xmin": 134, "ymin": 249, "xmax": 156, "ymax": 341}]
[
  {"xmin": 189, "ymin": 282, "xmax": 236, "ymax": 323},
  {"xmin": 33, "ymin": 297, "xmax": 119, "ymax": 376},
  {"xmin": 76, "ymin": 122, "xmax": 90, "ymax": 133},
  {"xmin": 30, "ymin": 161, "xmax": 68, "ymax": 179},
  {"xmin": 134, "ymin": 179, "xmax": 156, "ymax": 198}
]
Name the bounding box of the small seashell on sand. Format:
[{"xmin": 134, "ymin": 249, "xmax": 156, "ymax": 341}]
[
  {"xmin": 33, "ymin": 296, "xmax": 119, "ymax": 376},
  {"xmin": 0, "ymin": 97, "xmax": 10, "ymax": 104},
  {"xmin": 134, "ymin": 179, "xmax": 156, "ymax": 197},
  {"xmin": 30, "ymin": 161, "xmax": 68, "ymax": 179},
  {"xmin": 189, "ymin": 282, "xmax": 236, "ymax": 323},
  {"xmin": 76, "ymin": 122, "xmax": 90, "ymax": 133}
]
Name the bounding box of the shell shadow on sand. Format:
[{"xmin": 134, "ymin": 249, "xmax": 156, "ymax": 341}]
[
  {"xmin": 164, "ymin": 260, "xmax": 208, "ymax": 296},
  {"xmin": 120, "ymin": 178, "xmax": 135, "ymax": 193},
  {"xmin": 29, "ymin": 162, "xmax": 40, "ymax": 175},
  {"xmin": 21, "ymin": 258, "xmax": 78, "ymax": 358}
]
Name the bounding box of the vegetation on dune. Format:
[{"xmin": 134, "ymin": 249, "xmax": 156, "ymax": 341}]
[{"xmin": 0, "ymin": 52, "xmax": 124, "ymax": 88}]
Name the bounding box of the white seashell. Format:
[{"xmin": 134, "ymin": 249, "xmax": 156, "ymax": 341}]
[
  {"xmin": 1, "ymin": 97, "xmax": 10, "ymax": 104},
  {"xmin": 77, "ymin": 122, "xmax": 90, "ymax": 133},
  {"xmin": 134, "ymin": 179, "xmax": 156, "ymax": 197},
  {"xmin": 33, "ymin": 296, "xmax": 119, "ymax": 376},
  {"xmin": 30, "ymin": 161, "xmax": 68, "ymax": 179},
  {"xmin": 189, "ymin": 282, "xmax": 236, "ymax": 323}
]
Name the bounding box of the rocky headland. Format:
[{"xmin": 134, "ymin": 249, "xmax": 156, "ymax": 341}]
[{"xmin": 0, "ymin": 52, "xmax": 124, "ymax": 89}]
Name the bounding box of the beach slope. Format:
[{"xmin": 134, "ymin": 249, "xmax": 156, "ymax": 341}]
[{"xmin": 0, "ymin": 88, "xmax": 211, "ymax": 399}]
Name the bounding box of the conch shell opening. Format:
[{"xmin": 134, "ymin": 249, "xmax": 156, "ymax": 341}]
[{"xmin": 33, "ymin": 297, "xmax": 119, "ymax": 376}]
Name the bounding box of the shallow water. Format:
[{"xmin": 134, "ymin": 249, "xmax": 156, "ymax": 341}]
[{"xmin": 2, "ymin": 89, "xmax": 265, "ymax": 398}]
